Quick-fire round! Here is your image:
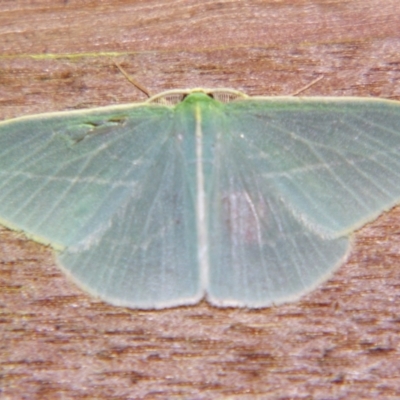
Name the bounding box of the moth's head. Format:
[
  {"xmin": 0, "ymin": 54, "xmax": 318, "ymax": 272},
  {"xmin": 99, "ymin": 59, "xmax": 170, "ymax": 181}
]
[{"xmin": 147, "ymin": 88, "xmax": 247, "ymax": 106}]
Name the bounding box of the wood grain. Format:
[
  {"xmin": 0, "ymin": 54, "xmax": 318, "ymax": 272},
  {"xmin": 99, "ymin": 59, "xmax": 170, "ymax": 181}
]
[{"xmin": 1, "ymin": 1, "xmax": 400, "ymax": 398}]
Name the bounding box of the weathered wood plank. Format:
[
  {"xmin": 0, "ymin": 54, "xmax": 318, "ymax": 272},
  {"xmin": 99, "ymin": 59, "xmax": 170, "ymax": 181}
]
[{"xmin": 1, "ymin": 1, "xmax": 400, "ymax": 398}]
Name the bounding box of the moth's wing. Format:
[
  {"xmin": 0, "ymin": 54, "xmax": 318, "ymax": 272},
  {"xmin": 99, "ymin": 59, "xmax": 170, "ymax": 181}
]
[
  {"xmin": 228, "ymin": 97, "xmax": 400, "ymax": 237},
  {"xmin": 0, "ymin": 104, "xmax": 201, "ymax": 308},
  {"xmin": 58, "ymin": 131, "xmax": 201, "ymax": 308},
  {"xmin": 207, "ymin": 125, "xmax": 350, "ymax": 307},
  {"xmin": 0, "ymin": 104, "xmax": 172, "ymax": 247},
  {"xmin": 207, "ymin": 96, "xmax": 400, "ymax": 307}
]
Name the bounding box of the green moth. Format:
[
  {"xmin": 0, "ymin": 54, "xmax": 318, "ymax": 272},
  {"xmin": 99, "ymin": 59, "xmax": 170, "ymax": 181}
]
[{"xmin": 1, "ymin": 88, "xmax": 400, "ymax": 309}]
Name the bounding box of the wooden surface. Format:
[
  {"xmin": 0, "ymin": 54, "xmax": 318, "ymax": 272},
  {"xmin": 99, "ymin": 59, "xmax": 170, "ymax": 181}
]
[{"xmin": 1, "ymin": 1, "xmax": 400, "ymax": 398}]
